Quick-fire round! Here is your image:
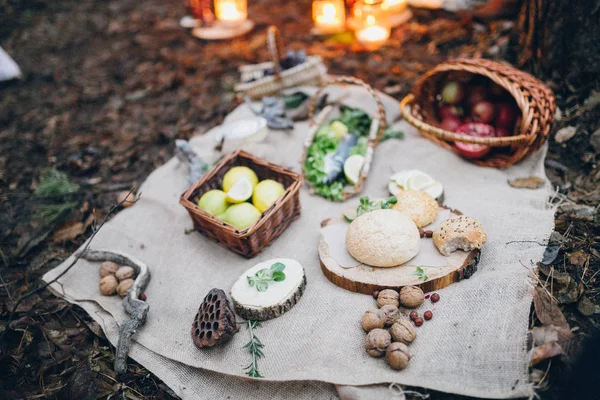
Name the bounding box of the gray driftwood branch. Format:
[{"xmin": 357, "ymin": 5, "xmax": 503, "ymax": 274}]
[{"xmin": 78, "ymin": 248, "xmax": 151, "ymax": 374}]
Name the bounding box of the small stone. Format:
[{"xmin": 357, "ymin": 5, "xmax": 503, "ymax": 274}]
[
  {"xmin": 554, "ymin": 126, "xmax": 577, "ymax": 143},
  {"xmin": 577, "ymin": 296, "xmax": 595, "ymax": 317},
  {"xmin": 590, "ymin": 129, "xmax": 600, "ymax": 152}
]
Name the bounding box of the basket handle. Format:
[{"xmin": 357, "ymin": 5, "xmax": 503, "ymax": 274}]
[
  {"xmin": 400, "ymin": 94, "xmax": 532, "ymax": 147},
  {"xmin": 308, "ymin": 76, "xmax": 387, "ymax": 144},
  {"xmin": 267, "ymin": 25, "xmax": 284, "ymax": 79}
]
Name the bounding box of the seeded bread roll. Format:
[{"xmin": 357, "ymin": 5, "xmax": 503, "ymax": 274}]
[
  {"xmin": 346, "ymin": 209, "xmax": 420, "ymax": 267},
  {"xmin": 392, "ymin": 190, "xmax": 439, "ymax": 228},
  {"xmin": 433, "ymin": 215, "xmax": 487, "ymax": 256}
]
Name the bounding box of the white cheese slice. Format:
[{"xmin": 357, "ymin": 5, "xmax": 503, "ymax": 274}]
[{"xmin": 231, "ymin": 258, "xmax": 306, "ymax": 321}]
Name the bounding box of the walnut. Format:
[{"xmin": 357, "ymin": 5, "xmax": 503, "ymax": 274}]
[
  {"xmin": 115, "ymin": 266, "xmax": 135, "ymax": 281},
  {"xmin": 379, "ymin": 304, "xmax": 400, "ymax": 326},
  {"xmin": 399, "ymin": 286, "xmax": 424, "ymax": 308},
  {"xmin": 192, "ymin": 288, "xmax": 239, "ymax": 348},
  {"xmin": 365, "ymin": 328, "xmax": 391, "ymax": 357},
  {"xmin": 99, "ymin": 261, "xmax": 119, "ymax": 277},
  {"xmin": 390, "ymin": 319, "xmax": 417, "ymax": 344},
  {"xmin": 376, "ymin": 289, "xmax": 400, "ymax": 308},
  {"xmin": 386, "ymin": 342, "xmax": 411, "ymax": 370},
  {"xmin": 117, "ymin": 279, "xmax": 134, "ymax": 297},
  {"xmin": 99, "ymin": 275, "xmax": 118, "ymax": 296},
  {"xmin": 361, "ymin": 309, "xmax": 385, "ymax": 332}
]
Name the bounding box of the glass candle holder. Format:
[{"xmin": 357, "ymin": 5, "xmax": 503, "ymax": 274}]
[
  {"xmin": 214, "ymin": 0, "xmax": 247, "ymax": 23},
  {"xmin": 353, "ymin": 0, "xmax": 390, "ymax": 50},
  {"xmin": 312, "ymin": 0, "xmax": 346, "ymax": 34}
]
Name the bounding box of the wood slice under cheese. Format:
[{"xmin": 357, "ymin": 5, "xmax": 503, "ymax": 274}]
[{"xmin": 231, "ymin": 258, "xmax": 306, "ymax": 321}]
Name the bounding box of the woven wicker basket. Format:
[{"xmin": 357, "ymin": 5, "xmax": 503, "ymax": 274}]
[
  {"xmin": 180, "ymin": 150, "xmax": 302, "ymax": 258},
  {"xmin": 235, "ymin": 26, "xmax": 327, "ymax": 99},
  {"xmin": 301, "ymin": 76, "xmax": 387, "ymax": 201},
  {"xmin": 400, "ymin": 58, "xmax": 556, "ymax": 168}
]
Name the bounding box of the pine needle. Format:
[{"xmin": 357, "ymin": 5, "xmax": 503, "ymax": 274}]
[{"xmin": 34, "ymin": 169, "xmax": 79, "ymax": 198}]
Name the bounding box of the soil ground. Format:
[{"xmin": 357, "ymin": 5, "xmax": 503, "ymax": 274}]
[{"xmin": 1, "ymin": 0, "xmax": 598, "ymax": 399}]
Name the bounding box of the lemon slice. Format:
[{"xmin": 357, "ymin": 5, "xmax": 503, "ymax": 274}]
[
  {"xmin": 406, "ymin": 171, "xmax": 436, "ymax": 191},
  {"xmin": 226, "ymin": 177, "xmax": 253, "ymax": 203},
  {"xmin": 344, "ymin": 155, "xmax": 365, "ymax": 185}
]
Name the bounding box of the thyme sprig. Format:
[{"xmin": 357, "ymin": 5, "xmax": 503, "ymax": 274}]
[
  {"xmin": 247, "ymin": 262, "xmax": 286, "ymax": 292},
  {"xmin": 242, "ymin": 320, "xmax": 264, "ymax": 378},
  {"xmin": 399, "ymin": 266, "xmax": 429, "ymax": 281}
]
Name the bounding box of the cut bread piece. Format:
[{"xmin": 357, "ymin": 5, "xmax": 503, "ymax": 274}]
[
  {"xmin": 433, "ymin": 215, "xmax": 487, "ymax": 256},
  {"xmin": 231, "ymin": 258, "xmax": 306, "ymax": 321}
]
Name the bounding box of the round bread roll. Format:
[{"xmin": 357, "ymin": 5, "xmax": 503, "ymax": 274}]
[
  {"xmin": 392, "ymin": 190, "xmax": 439, "ymax": 228},
  {"xmin": 346, "ymin": 209, "xmax": 420, "ymax": 267}
]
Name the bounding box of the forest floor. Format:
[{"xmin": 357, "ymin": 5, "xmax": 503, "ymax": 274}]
[{"xmin": 0, "ymin": 0, "xmax": 599, "ymax": 399}]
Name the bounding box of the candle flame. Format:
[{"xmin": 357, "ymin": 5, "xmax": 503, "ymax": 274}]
[{"xmin": 366, "ymin": 15, "xmax": 376, "ymax": 26}]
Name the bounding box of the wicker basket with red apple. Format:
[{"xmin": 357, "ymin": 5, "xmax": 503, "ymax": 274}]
[{"xmin": 400, "ymin": 58, "xmax": 556, "ymax": 168}]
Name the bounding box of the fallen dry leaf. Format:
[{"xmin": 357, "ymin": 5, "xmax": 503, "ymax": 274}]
[
  {"xmin": 577, "ymin": 296, "xmax": 595, "ymax": 317},
  {"xmin": 530, "ymin": 342, "xmax": 564, "ymax": 367},
  {"xmin": 533, "ymin": 286, "xmax": 569, "ymax": 329},
  {"xmin": 568, "ymin": 250, "xmax": 588, "ymax": 267},
  {"xmin": 530, "ymin": 325, "xmax": 574, "ymax": 346},
  {"xmin": 52, "ymin": 221, "xmax": 85, "ymax": 243},
  {"xmin": 508, "ymin": 176, "xmax": 545, "ymax": 189}
]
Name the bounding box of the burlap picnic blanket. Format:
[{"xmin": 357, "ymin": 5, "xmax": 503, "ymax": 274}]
[{"xmin": 43, "ymin": 84, "xmax": 555, "ymax": 399}]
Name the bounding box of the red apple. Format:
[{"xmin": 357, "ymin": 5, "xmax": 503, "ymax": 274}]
[
  {"xmin": 441, "ymin": 116, "xmax": 462, "ymax": 132},
  {"xmin": 496, "ymin": 102, "xmax": 518, "ymax": 128},
  {"xmin": 489, "ymin": 83, "xmax": 507, "ymax": 98},
  {"xmin": 466, "ymin": 85, "xmax": 489, "ymax": 105},
  {"xmin": 471, "ymin": 101, "xmax": 496, "ymax": 124},
  {"xmin": 495, "ymin": 126, "xmax": 511, "ymax": 137},
  {"xmin": 439, "ymin": 105, "xmax": 463, "ymax": 119},
  {"xmin": 441, "ymin": 82, "xmax": 465, "ymax": 104}
]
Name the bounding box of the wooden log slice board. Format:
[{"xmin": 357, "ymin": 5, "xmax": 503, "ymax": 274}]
[{"xmin": 319, "ymin": 206, "xmax": 480, "ymax": 295}]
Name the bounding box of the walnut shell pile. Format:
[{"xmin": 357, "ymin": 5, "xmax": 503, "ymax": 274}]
[
  {"xmin": 98, "ymin": 262, "xmax": 137, "ymax": 297},
  {"xmin": 191, "ymin": 288, "xmax": 239, "ymax": 348}
]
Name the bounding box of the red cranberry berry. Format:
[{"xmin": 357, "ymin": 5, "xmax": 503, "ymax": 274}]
[
  {"xmin": 424, "ymin": 310, "xmax": 433, "ymax": 320},
  {"xmin": 430, "ymin": 293, "xmax": 440, "ymax": 303},
  {"xmin": 425, "ymin": 294, "xmax": 430, "ymax": 299},
  {"xmin": 414, "ymin": 318, "xmax": 424, "ymax": 327},
  {"xmin": 409, "ymin": 311, "xmax": 419, "ymax": 320},
  {"xmin": 139, "ymin": 293, "xmax": 147, "ymax": 301}
]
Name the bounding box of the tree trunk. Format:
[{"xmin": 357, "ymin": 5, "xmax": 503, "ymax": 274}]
[{"xmin": 516, "ymin": 0, "xmax": 600, "ymax": 93}]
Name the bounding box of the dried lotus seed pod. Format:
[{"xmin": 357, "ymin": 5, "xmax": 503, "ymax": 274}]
[
  {"xmin": 377, "ymin": 289, "xmax": 400, "ymax": 308},
  {"xmin": 365, "ymin": 328, "xmax": 391, "ymax": 357},
  {"xmin": 191, "ymin": 288, "xmax": 239, "ymax": 348},
  {"xmin": 99, "ymin": 261, "xmax": 119, "ymax": 277},
  {"xmin": 361, "ymin": 309, "xmax": 385, "ymax": 332},
  {"xmin": 399, "ymin": 286, "xmax": 424, "ymax": 308},
  {"xmin": 390, "ymin": 319, "xmax": 417, "ymax": 344},
  {"xmin": 117, "ymin": 278, "xmax": 134, "ymax": 297},
  {"xmin": 386, "ymin": 342, "xmax": 411, "ymax": 370},
  {"xmin": 115, "ymin": 266, "xmax": 135, "ymax": 281},
  {"xmin": 99, "ymin": 275, "xmax": 118, "ymax": 296},
  {"xmin": 379, "ymin": 304, "xmax": 400, "ymax": 326}
]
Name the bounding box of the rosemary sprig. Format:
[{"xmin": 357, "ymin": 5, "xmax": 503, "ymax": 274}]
[{"xmin": 242, "ymin": 320, "xmax": 264, "ymax": 378}]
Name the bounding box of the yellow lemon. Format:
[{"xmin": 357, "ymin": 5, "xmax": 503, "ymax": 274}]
[
  {"xmin": 222, "ymin": 166, "xmax": 259, "ymax": 192},
  {"xmin": 220, "ymin": 202, "xmax": 261, "ymax": 230},
  {"xmin": 252, "ymin": 180, "xmax": 285, "ymax": 213},
  {"xmin": 198, "ymin": 190, "xmax": 229, "ymax": 216}
]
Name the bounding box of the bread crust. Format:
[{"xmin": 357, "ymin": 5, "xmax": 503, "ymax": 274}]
[
  {"xmin": 433, "ymin": 216, "xmax": 487, "ymax": 256},
  {"xmin": 346, "ymin": 209, "xmax": 420, "ymax": 267},
  {"xmin": 393, "ymin": 190, "xmax": 439, "ymax": 228}
]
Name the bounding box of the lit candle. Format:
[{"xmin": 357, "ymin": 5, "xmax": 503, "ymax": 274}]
[
  {"xmin": 312, "ymin": 0, "xmax": 346, "ymax": 33},
  {"xmin": 215, "ymin": 0, "xmax": 247, "ymax": 23},
  {"xmin": 355, "ymin": 15, "xmax": 390, "ymax": 50}
]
